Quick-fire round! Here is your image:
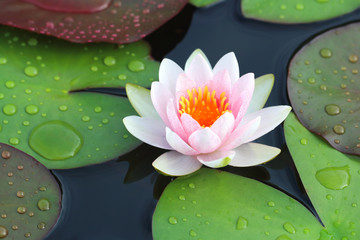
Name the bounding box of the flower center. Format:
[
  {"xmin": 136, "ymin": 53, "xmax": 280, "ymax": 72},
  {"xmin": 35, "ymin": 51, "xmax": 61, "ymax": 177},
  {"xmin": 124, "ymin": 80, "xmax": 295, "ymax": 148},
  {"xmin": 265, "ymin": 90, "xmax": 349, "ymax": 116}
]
[{"xmin": 178, "ymin": 85, "xmax": 231, "ymax": 127}]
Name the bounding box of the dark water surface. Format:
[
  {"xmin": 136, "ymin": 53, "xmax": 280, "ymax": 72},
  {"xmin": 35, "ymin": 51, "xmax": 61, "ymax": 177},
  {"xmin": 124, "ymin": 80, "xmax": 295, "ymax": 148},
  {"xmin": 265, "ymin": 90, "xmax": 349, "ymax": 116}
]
[{"xmin": 46, "ymin": 0, "xmax": 360, "ymax": 239}]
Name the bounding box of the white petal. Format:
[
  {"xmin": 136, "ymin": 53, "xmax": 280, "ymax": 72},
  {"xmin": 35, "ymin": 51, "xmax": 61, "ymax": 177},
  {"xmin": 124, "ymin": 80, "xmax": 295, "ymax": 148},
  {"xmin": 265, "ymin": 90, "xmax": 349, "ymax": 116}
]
[
  {"xmin": 213, "ymin": 52, "xmax": 239, "ymax": 83},
  {"xmin": 123, "ymin": 116, "xmax": 172, "ymax": 150},
  {"xmin": 159, "ymin": 58, "xmax": 184, "ymax": 95},
  {"xmin": 125, "ymin": 83, "xmax": 159, "ymax": 119},
  {"xmin": 185, "ymin": 49, "xmax": 211, "ymax": 71},
  {"xmin": 151, "ymin": 82, "xmax": 174, "ymax": 127},
  {"xmin": 166, "ymin": 128, "xmax": 198, "ymax": 155},
  {"xmin": 153, "ymin": 151, "xmax": 202, "ymax": 176},
  {"xmin": 229, "ymin": 143, "xmax": 281, "ymax": 167},
  {"xmin": 246, "ymin": 74, "xmax": 274, "ymax": 114},
  {"xmin": 185, "ymin": 54, "xmax": 213, "ymax": 86},
  {"xmin": 240, "ymin": 106, "xmax": 292, "ymax": 142},
  {"xmin": 188, "ymin": 128, "xmax": 222, "ymax": 154},
  {"xmin": 197, "ymin": 151, "xmax": 235, "ymax": 168}
]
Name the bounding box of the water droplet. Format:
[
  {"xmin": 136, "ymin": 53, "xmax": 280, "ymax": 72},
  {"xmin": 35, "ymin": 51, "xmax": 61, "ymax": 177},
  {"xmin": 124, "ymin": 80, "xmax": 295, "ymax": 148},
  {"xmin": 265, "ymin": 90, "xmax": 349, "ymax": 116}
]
[
  {"xmin": 319, "ymin": 84, "xmax": 327, "ymax": 91},
  {"xmin": 300, "ymin": 138, "xmax": 308, "ymax": 145},
  {"xmin": 128, "ymin": 60, "xmax": 145, "ymax": 72},
  {"xmin": 17, "ymin": 191, "xmax": 25, "ymax": 198},
  {"xmin": 5, "ymin": 80, "xmax": 15, "ymax": 88},
  {"xmin": 268, "ymin": 201, "xmax": 275, "ymax": 207},
  {"xmin": 168, "ymin": 216, "xmax": 178, "ymax": 225},
  {"xmin": 236, "ymin": 216, "xmax": 248, "ymax": 230},
  {"xmin": 303, "ymin": 228, "xmax": 310, "ymax": 234},
  {"xmin": 3, "ymin": 104, "xmax": 17, "ymax": 115},
  {"xmin": 326, "ymin": 194, "xmax": 333, "ymax": 200},
  {"xmin": 283, "ymin": 222, "xmax": 296, "ymax": 234},
  {"xmin": 264, "ymin": 215, "xmax": 271, "ymax": 220},
  {"xmin": 333, "ymin": 124, "xmax": 345, "ymax": 135},
  {"xmin": 25, "ymin": 104, "xmax": 39, "ymax": 115},
  {"xmin": 29, "ymin": 120, "xmax": 83, "ymax": 160},
  {"xmin": 118, "ymin": 74, "xmax": 127, "ymax": 80},
  {"xmin": 17, "ymin": 206, "xmax": 27, "ymax": 214},
  {"xmin": 103, "ymin": 56, "xmax": 116, "ymax": 66},
  {"xmin": 349, "ymin": 54, "xmax": 358, "ymax": 63},
  {"xmin": 295, "ymin": 3, "xmax": 304, "ymax": 10},
  {"xmin": 188, "ymin": 183, "xmax": 195, "ymax": 188},
  {"xmin": 94, "ymin": 106, "xmax": 102, "ymax": 113},
  {"xmin": 23, "ymin": 121, "xmax": 30, "ymax": 126},
  {"xmin": 24, "ymin": 232, "xmax": 31, "ymax": 238},
  {"xmin": 82, "ymin": 115, "xmax": 91, "ymax": 122},
  {"xmin": 307, "ymin": 77, "xmax": 316, "ymax": 84},
  {"xmin": 9, "ymin": 137, "xmax": 19, "ymax": 145},
  {"xmin": 0, "ymin": 226, "xmax": 8, "ymax": 238},
  {"xmin": 28, "ymin": 38, "xmax": 38, "ymax": 46},
  {"xmin": 320, "ymin": 48, "xmax": 332, "ymax": 58},
  {"xmin": 37, "ymin": 222, "xmax": 46, "ymax": 230},
  {"xmin": 189, "ymin": 230, "xmax": 197, "ymax": 237},
  {"xmin": 0, "ymin": 58, "xmax": 7, "ymax": 64},
  {"xmin": 24, "ymin": 66, "xmax": 38, "ymax": 77},
  {"xmin": 58, "ymin": 105, "xmax": 68, "ymax": 112},
  {"xmin": 315, "ymin": 166, "xmax": 350, "ymax": 190},
  {"xmin": 178, "ymin": 195, "xmax": 186, "ymax": 200},
  {"xmin": 325, "ymin": 104, "xmax": 341, "ymax": 115},
  {"xmin": 39, "ymin": 186, "xmax": 47, "ymax": 191},
  {"xmin": 90, "ymin": 66, "xmax": 98, "ymax": 72},
  {"xmin": 276, "ymin": 235, "xmax": 291, "ymax": 240},
  {"xmin": 37, "ymin": 198, "xmax": 50, "ymax": 211}
]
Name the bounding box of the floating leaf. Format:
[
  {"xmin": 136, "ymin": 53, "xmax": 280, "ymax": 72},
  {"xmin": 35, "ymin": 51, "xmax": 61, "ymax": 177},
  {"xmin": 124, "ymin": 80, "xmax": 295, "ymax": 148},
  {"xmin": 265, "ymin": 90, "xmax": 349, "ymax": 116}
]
[
  {"xmin": 288, "ymin": 22, "xmax": 360, "ymax": 156},
  {"xmin": 0, "ymin": 0, "xmax": 188, "ymax": 44},
  {"xmin": 0, "ymin": 142, "xmax": 61, "ymax": 239},
  {"xmin": 153, "ymin": 168, "xmax": 322, "ymax": 239},
  {"xmin": 190, "ymin": 0, "xmax": 223, "ymax": 8},
  {"xmin": 285, "ymin": 113, "xmax": 360, "ymax": 239},
  {"xmin": 0, "ymin": 26, "xmax": 159, "ymax": 169},
  {"xmin": 242, "ymin": 0, "xmax": 360, "ymax": 24}
]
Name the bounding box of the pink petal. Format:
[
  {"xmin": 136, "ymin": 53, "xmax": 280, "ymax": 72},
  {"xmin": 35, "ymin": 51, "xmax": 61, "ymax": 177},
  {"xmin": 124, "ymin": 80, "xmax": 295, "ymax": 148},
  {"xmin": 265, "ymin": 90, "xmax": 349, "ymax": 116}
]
[
  {"xmin": 175, "ymin": 73, "xmax": 197, "ymax": 105},
  {"xmin": 213, "ymin": 52, "xmax": 239, "ymax": 83},
  {"xmin": 207, "ymin": 69, "xmax": 232, "ymax": 99},
  {"xmin": 159, "ymin": 58, "xmax": 184, "ymax": 95},
  {"xmin": 219, "ymin": 116, "xmax": 261, "ymax": 151},
  {"xmin": 239, "ymin": 106, "xmax": 291, "ymax": 143},
  {"xmin": 188, "ymin": 127, "xmax": 222, "ymax": 154},
  {"xmin": 153, "ymin": 151, "xmax": 202, "ymax": 176},
  {"xmin": 166, "ymin": 99, "xmax": 187, "ymax": 141},
  {"xmin": 166, "ymin": 127, "xmax": 198, "ymax": 155},
  {"xmin": 230, "ymin": 73, "xmax": 255, "ymax": 124},
  {"xmin": 180, "ymin": 113, "xmax": 201, "ymax": 137},
  {"xmin": 123, "ymin": 116, "xmax": 172, "ymax": 150},
  {"xmin": 229, "ymin": 143, "xmax": 281, "ymax": 167},
  {"xmin": 185, "ymin": 54, "xmax": 213, "ymax": 86},
  {"xmin": 197, "ymin": 150, "xmax": 235, "ymax": 168},
  {"xmin": 210, "ymin": 112, "xmax": 235, "ymax": 141},
  {"xmin": 150, "ymin": 81, "xmax": 174, "ymax": 127}
]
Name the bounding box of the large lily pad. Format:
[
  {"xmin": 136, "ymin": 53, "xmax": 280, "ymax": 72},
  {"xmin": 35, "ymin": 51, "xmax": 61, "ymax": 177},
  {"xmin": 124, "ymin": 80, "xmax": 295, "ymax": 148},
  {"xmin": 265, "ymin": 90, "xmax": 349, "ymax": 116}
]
[
  {"xmin": 285, "ymin": 113, "xmax": 360, "ymax": 239},
  {"xmin": 0, "ymin": 142, "xmax": 61, "ymax": 239},
  {"xmin": 153, "ymin": 168, "xmax": 323, "ymax": 239},
  {"xmin": 0, "ymin": 0, "xmax": 187, "ymax": 44},
  {"xmin": 0, "ymin": 26, "xmax": 160, "ymax": 169},
  {"xmin": 242, "ymin": 0, "xmax": 360, "ymax": 24},
  {"xmin": 288, "ymin": 22, "xmax": 360, "ymax": 156}
]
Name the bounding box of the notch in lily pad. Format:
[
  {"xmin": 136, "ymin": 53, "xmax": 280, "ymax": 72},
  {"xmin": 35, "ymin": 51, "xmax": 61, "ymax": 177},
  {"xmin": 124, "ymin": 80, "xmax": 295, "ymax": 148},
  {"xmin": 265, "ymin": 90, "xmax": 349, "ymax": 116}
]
[
  {"xmin": 0, "ymin": 142, "xmax": 61, "ymax": 239},
  {"xmin": 0, "ymin": 26, "xmax": 160, "ymax": 169},
  {"xmin": 288, "ymin": 22, "xmax": 360, "ymax": 156}
]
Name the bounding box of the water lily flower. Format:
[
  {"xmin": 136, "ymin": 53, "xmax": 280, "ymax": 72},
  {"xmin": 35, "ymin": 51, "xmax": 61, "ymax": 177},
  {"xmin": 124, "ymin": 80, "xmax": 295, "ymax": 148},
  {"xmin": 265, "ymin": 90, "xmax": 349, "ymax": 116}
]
[{"xmin": 123, "ymin": 49, "xmax": 291, "ymax": 176}]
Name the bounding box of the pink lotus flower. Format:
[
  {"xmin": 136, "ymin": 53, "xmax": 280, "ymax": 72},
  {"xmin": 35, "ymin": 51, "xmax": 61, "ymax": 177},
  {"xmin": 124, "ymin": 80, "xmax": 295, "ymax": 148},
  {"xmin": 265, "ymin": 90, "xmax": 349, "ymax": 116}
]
[{"xmin": 123, "ymin": 50, "xmax": 291, "ymax": 176}]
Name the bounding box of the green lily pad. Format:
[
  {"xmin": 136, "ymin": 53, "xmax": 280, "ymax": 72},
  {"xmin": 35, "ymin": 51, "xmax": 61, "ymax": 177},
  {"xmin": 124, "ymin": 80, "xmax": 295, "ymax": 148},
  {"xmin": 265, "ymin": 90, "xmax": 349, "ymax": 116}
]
[
  {"xmin": 0, "ymin": 142, "xmax": 61, "ymax": 239},
  {"xmin": 285, "ymin": 113, "xmax": 360, "ymax": 239},
  {"xmin": 0, "ymin": 26, "xmax": 160, "ymax": 169},
  {"xmin": 288, "ymin": 22, "xmax": 360, "ymax": 156},
  {"xmin": 242, "ymin": 0, "xmax": 360, "ymax": 24},
  {"xmin": 153, "ymin": 168, "xmax": 323, "ymax": 239},
  {"xmin": 189, "ymin": 0, "xmax": 223, "ymax": 8}
]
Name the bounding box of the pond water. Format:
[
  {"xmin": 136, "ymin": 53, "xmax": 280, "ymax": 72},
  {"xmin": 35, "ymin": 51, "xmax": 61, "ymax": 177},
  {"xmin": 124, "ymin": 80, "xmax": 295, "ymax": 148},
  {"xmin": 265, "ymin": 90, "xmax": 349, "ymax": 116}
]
[{"xmin": 46, "ymin": 0, "xmax": 360, "ymax": 239}]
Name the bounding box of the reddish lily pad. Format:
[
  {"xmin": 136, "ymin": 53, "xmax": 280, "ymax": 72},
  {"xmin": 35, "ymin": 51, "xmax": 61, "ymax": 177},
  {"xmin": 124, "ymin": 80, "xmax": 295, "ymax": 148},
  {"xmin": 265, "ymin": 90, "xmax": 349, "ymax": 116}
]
[
  {"xmin": 242, "ymin": 0, "xmax": 360, "ymax": 24},
  {"xmin": 288, "ymin": 22, "xmax": 360, "ymax": 156},
  {"xmin": 153, "ymin": 168, "xmax": 323, "ymax": 239},
  {"xmin": 0, "ymin": 0, "xmax": 188, "ymax": 44},
  {"xmin": 0, "ymin": 26, "xmax": 159, "ymax": 169},
  {"xmin": 0, "ymin": 143, "xmax": 61, "ymax": 239}
]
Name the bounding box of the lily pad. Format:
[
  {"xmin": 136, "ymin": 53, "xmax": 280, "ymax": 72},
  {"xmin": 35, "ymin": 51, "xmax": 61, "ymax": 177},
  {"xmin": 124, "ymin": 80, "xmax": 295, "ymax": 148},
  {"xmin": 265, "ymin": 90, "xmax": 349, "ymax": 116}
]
[
  {"xmin": 284, "ymin": 113, "xmax": 360, "ymax": 239},
  {"xmin": 190, "ymin": 0, "xmax": 223, "ymax": 8},
  {"xmin": 0, "ymin": 0, "xmax": 188, "ymax": 44},
  {"xmin": 153, "ymin": 168, "xmax": 323, "ymax": 239},
  {"xmin": 288, "ymin": 22, "xmax": 360, "ymax": 156},
  {"xmin": 242, "ymin": 0, "xmax": 360, "ymax": 24},
  {"xmin": 0, "ymin": 142, "xmax": 61, "ymax": 239},
  {"xmin": 0, "ymin": 26, "xmax": 160, "ymax": 169}
]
